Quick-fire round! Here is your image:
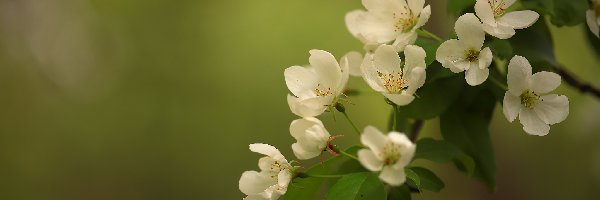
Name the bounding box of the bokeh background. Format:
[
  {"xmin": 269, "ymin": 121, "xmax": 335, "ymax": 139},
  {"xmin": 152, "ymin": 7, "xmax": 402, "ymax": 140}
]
[{"xmin": 0, "ymin": 0, "xmax": 599, "ymax": 199}]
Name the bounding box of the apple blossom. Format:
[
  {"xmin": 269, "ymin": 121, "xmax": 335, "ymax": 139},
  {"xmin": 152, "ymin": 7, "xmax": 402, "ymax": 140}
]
[
  {"xmin": 239, "ymin": 144, "xmax": 293, "ymax": 200},
  {"xmin": 357, "ymin": 126, "xmax": 416, "ymax": 186},
  {"xmin": 474, "ymin": 0, "xmax": 539, "ymax": 39},
  {"xmin": 502, "ymin": 56, "xmax": 569, "ymax": 136},
  {"xmin": 436, "ymin": 13, "xmax": 493, "ymax": 86},
  {"xmin": 361, "ymin": 44, "xmax": 426, "ymax": 106},
  {"xmin": 285, "ymin": 50, "xmax": 349, "ymax": 117},
  {"xmin": 587, "ymin": 0, "xmax": 600, "ymax": 38},
  {"xmin": 290, "ymin": 117, "xmax": 331, "ymax": 160},
  {"xmin": 341, "ymin": 51, "xmax": 364, "ymax": 77},
  {"xmin": 345, "ymin": 0, "xmax": 431, "ymax": 51}
]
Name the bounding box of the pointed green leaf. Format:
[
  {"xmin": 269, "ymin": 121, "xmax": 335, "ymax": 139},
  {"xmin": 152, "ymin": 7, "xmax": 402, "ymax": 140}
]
[
  {"xmin": 405, "ymin": 168, "xmax": 420, "ymax": 188},
  {"xmin": 325, "ymin": 172, "xmax": 386, "ymax": 200},
  {"xmin": 408, "ymin": 167, "xmax": 444, "ymax": 192}
]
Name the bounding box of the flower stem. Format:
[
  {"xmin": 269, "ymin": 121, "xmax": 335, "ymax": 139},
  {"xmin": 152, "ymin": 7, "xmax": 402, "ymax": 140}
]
[
  {"xmin": 392, "ymin": 105, "xmax": 398, "ymax": 131},
  {"xmin": 341, "ymin": 111, "xmax": 361, "ymax": 136},
  {"xmin": 332, "ymin": 146, "xmax": 359, "ymax": 161},
  {"xmin": 417, "ymin": 29, "xmax": 443, "ymax": 42}
]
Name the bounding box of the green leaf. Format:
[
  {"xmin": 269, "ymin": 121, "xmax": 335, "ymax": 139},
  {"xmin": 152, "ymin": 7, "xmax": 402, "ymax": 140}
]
[
  {"xmin": 407, "ymin": 167, "xmax": 444, "ymax": 192},
  {"xmin": 396, "ymin": 74, "xmax": 464, "ymax": 119},
  {"xmin": 440, "ymin": 86, "xmax": 497, "ymax": 191},
  {"xmin": 414, "ymin": 39, "xmax": 440, "ymax": 66},
  {"xmin": 487, "ymin": 38, "xmax": 513, "ymax": 60},
  {"xmin": 413, "ymin": 138, "xmax": 462, "ymax": 163},
  {"xmin": 425, "ymin": 62, "xmax": 455, "ymax": 83},
  {"xmin": 405, "ymin": 168, "xmax": 420, "ymax": 188},
  {"xmin": 387, "ymin": 185, "xmax": 411, "ymax": 200},
  {"xmin": 388, "ymin": 107, "xmax": 410, "ymax": 133},
  {"xmin": 508, "ymin": 19, "xmax": 556, "ymax": 71},
  {"xmin": 325, "ymin": 172, "xmax": 386, "ymax": 200},
  {"xmin": 283, "ymin": 146, "xmax": 361, "ymax": 200},
  {"xmin": 454, "ymin": 153, "xmax": 476, "ymax": 177},
  {"xmin": 522, "ymin": 0, "xmax": 588, "ymax": 27},
  {"xmin": 447, "ymin": 0, "xmax": 475, "ymax": 17}
]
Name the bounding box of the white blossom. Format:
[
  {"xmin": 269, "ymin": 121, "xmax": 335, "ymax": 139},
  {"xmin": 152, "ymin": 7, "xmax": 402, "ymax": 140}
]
[
  {"xmin": 361, "ymin": 44, "xmax": 426, "ymax": 106},
  {"xmin": 285, "ymin": 50, "xmax": 349, "ymax": 117},
  {"xmin": 290, "ymin": 117, "xmax": 331, "ymax": 160},
  {"xmin": 341, "ymin": 51, "xmax": 364, "ymax": 77},
  {"xmin": 503, "ymin": 56, "xmax": 569, "ymax": 136},
  {"xmin": 239, "ymin": 144, "xmax": 293, "ymax": 200},
  {"xmin": 357, "ymin": 126, "xmax": 416, "ymax": 186},
  {"xmin": 345, "ymin": 0, "xmax": 431, "ymax": 51},
  {"xmin": 586, "ymin": 0, "xmax": 600, "ymax": 38},
  {"xmin": 474, "ymin": 0, "xmax": 539, "ymax": 39},
  {"xmin": 435, "ymin": 13, "xmax": 493, "ymax": 86}
]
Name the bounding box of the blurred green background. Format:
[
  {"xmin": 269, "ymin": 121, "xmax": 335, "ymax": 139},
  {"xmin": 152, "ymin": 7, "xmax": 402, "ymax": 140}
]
[{"xmin": 0, "ymin": 0, "xmax": 599, "ymax": 199}]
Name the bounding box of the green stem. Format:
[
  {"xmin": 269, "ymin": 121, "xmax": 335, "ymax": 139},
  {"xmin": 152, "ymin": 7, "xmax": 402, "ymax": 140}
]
[
  {"xmin": 339, "ymin": 149, "xmax": 359, "ymax": 161},
  {"xmin": 342, "ymin": 111, "xmax": 361, "ymax": 136},
  {"xmin": 304, "ymin": 173, "xmax": 345, "ymax": 178},
  {"xmin": 417, "ymin": 29, "xmax": 443, "ymax": 42},
  {"xmin": 392, "ymin": 105, "xmax": 398, "ymax": 131}
]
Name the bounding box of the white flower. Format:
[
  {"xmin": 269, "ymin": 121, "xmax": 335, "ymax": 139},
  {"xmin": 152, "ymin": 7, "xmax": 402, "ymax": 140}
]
[
  {"xmin": 290, "ymin": 117, "xmax": 331, "ymax": 160},
  {"xmin": 341, "ymin": 51, "xmax": 364, "ymax": 77},
  {"xmin": 475, "ymin": 0, "xmax": 539, "ymax": 39},
  {"xmin": 361, "ymin": 44, "xmax": 426, "ymax": 106},
  {"xmin": 586, "ymin": 0, "xmax": 600, "ymax": 38},
  {"xmin": 435, "ymin": 13, "xmax": 493, "ymax": 86},
  {"xmin": 502, "ymin": 56, "xmax": 569, "ymax": 136},
  {"xmin": 239, "ymin": 144, "xmax": 293, "ymax": 200},
  {"xmin": 357, "ymin": 126, "xmax": 416, "ymax": 186},
  {"xmin": 285, "ymin": 50, "xmax": 350, "ymax": 117},
  {"xmin": 345, "ymin": 0, "xmax": 431, "ymax": 51}
]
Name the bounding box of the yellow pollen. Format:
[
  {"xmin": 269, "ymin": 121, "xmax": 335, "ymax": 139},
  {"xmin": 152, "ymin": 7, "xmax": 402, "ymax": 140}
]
[
  {"xmin": 520, "ymin": 90, "xmax": 541, "ymax": 109},
  {"xmin": 465, "ymin": 49, "xmax": 480, "ymax": 62},
  {"xmin": 488, "ymin": 0, "xmax": 507, "ymax": 17},
  {"xmin": 314, "ymin": 84, "xmax": 332, "ymax": 96},
  {"xmin": 379, "ymin": 142, "xmax": 401, "ymax": 165},
  {"xmin": 393, "ymin": 5, "xmax": 418, "ymax": 32},
  {"xmin": 377, "ymin": 71, "xmax": 407, "ymax": 93}
]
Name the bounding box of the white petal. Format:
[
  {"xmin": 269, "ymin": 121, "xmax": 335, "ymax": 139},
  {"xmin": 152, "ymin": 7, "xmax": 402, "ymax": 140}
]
[
  {"xmin": 534, "ymin": 94, "xmax": 569, "ymax": 125},
  {"xmin": 337, "ymin": 54, "xmax": 351, "ymax": 96},
  {"xmin": 284, "ymin": 66, "xmax": 318, "ymax": 99},
  {"xmin": 405, "ymin": 67, "xmax": 426, "ymax": 94},
  {"xmin": 277, "ymin": 170, "xmax": 293, "ymax": 189},
  {"xmin": 413, "ymin": 5, "xmax": 431, "ymax": 30},
  {"xmin": 465, "ymin": 63, "xmax": 489, "ymax": 86},
  {"xmin": 383, "ymin": 92, "xmax": 416, "ymax": 106},
  {"xmin": 287, "ymin": 94, "xmax": 331, "ymax": 118},
  {"xmin": 403, "ymin": 45, "xmax": 426, "ymax": 76},
  {"xmin": 475, "ymin": 0, "xmax": 496, "ymax": 26},
  {"xmin": 292, "ymin": 143, "xmax": 317, "ymax": 160},
  {"xmin": 360, "ymin": 54, "xmax": 388, "ymax": 92},
  {"xmin": 483, "ymin": 23, "xmax": 516, "ymax": 39},
  {"xmin": 361, "ymin": 126, "xmax": 388, "ymax": 158},
  {"xmin": 478, "ymin": 47, "xmax": 493, "ymax": 69},
  {"xmin": 373, "ymin": 44, "xmax": 402, "ymax": 74},
  {"xmin": 387, "ymin": 132, "xmax": 415, "ymax": 166},
  {"xmin": 391, "ymin": 31, "xmax": 418, "ymax": 52},
  {"xmin": 239, "ymin": 171, "xmax": 276, "ymax": 196},
  {"xmin": 250, "ymin": 143, "xmax": 283, "ymax": 158},
  {"xmin": 358, "ymin": 149, "xmax": 384, "ymax": 171},
  {"xmin": 502, "ymin": 0, "xmax": 517, "ymax": 8},
  {"xmin": 379, "ymin": 165, "xmax": 406, "ymax": 186},
  {"xmin": 341, "ymin": 51, "xmax": 364, "ymax": 77},
  {"xmin": 436, "ymin": 39, "xmax": 467, "ymax": 72},
  {"xmin": 587, "ymin": 10, "xmax": 600, "ymax": 37},
  {"xmin": 530, "ymin": 71, "xmax": 561, "ymax": 94},
  {"xmin": 289, "ymin": 117, "xmax": 328, "ymax": 139},
  {"xmin": 362, "ymin": 0, "xmax": 402, "ymax": 13},
  {"xmin": 407, "ymin": 0, "xmax": 425, "ymax": 16},
  {"xmin": 345, "ymin": 10, "xmax": 368, "ymax": 40},
  {"xmin": 498, "ymin": 10, "xmax": 539, "ymax": 29},
  {"xmin": 455, "ymin": 13, "xmax": 485, "ymax": 50},
  {"xmin": 348, "ymin": 11, "xmax": 397, "ymax": 43},
  {"xmin": 519, "ymin": 109, "xmax": 550, "ymax": 136},
  {"xmin": 507, "ymin": 56, "xmax": 532, "ymax": 95},
  {"xmin": 502, "ymin": 91, "xmax": 521, "ymax": 122},
  {"xmin": 309, "ymin": 50, "xmax": 341, "ymax": 88},
  {"xmin": 243, "ymin": 195, "xmax": 268, "ymax": 200}
]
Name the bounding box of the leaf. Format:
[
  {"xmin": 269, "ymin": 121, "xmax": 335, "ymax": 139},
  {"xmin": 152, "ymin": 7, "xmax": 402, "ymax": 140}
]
[
  {"xmin": 447, "ymin": 0, "xmax": 475, "ymax": 17},
  {"xmin": 413, "ymin": 138, "xmax": 462, "ymax": 163},
  {"xmin": 407, "ymin": 167, "xmax": 444, "ymax": 192},
  {"xmin": 325, "ymin": 172, "xmax": 386, "ymax": 200},
  {"xmin": 508, "ymin": 19, "xmax": 556, "ymax": 71},
  {"xmin": 388, "ymin": 107, "xmax": 410, "ymax": 133},
  {"xmin": 487, "ymin": 38, "xmax": 513, "ymax": 60},
  {"xmin": 404, "ymin": 168, "xmax": 420, "ymax": 188},
  {"xmin": 283, "ymin": 146, "xmax": 361, "ymax": 200},
  {"xmin": 387, "ymin": 185, "xmax": 411, "ymax": 200},
  {"xmin": 522, "ymin": 0, "xmax": 588, "ymax": 27},
  {"xmin": 440, "ymin": 86, "xmax": 497, "ymax": 191},
  {"xmin": 396, "ymin": 74, "xmax": 464, "ymax": 120},
  {"xmin": 414, "ymin": 39, "xmax": 440, "ymax": 66},
  {"xmin": 453, "ymin": 153, "xmax": 476, "ymax": 177},
  {"xmin": 425, "ymin": 62, "xmax": 455, "ymax": 83}
]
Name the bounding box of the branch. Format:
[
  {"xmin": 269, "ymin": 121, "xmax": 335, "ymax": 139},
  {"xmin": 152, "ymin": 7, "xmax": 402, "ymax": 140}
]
[
  {"xmin": 555, "ymin": 65, "xmax": 600, "ymax": 99},
  {"xmin": 409, "ymin": 120, "xmax": 423, "ymax": 142}
]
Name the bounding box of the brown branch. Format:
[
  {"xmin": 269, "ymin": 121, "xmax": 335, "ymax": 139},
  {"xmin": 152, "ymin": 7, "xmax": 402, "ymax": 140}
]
[
  {"xmin": 555, "ymin": 66, "xmax": 600, "ymax": 99},
  {"xmin": 409, "ymin": 120, "xmax": 423, "ymax": 142}
]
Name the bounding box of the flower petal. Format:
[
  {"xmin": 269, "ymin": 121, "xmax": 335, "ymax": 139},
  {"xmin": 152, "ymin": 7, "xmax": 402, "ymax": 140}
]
[
  {"xmin": 534, "ymin": 94, "xmax": 569, "ymax": 125},
  {"xmin": 413, "ymin": 5, "xmax": 431, "ymax": 30},
  {"xmin": 361, "ymin": 126, "xmax": 388, "ymax": 158},
  {"xmin": 239, "ymin": 171, "xmax": 276, "ymax": 196},
  {"xmin": 519, "ymin": 109, "xmax": 550, "ymax": 136},
  {"xmin": 345, "ymin": 10, "xmax": 368, "ymax": 41},
  {"xmin": 289, "ymin": 117, "xmax": 328, "ymax": 139},
  {"xmin": 403, "ymin": 45, "xmax": 426, "ymax": 76},
  {"xmin": 502, "ymin": 0, "xmax": 517, "ymax": 9},
  {"xmin": 387, "ymin": 132, "xmax": 415, "ymax": 166},
  {"xmin": 502, "ymin": 91, "xmax": 521, "ymax": 122},
  {"xmin": 379, "ymin": 165, "xmax": 406, "ymax": 186},
  {"xmin": 404, "ymin": 67, "xmax": 426, "ymax": 94},
  {"xmin": 358, "ymin": 149, "xmax": 384, "ymax": 171},
  {"xmin": 309, "ymin": 50, "xmax": 341, "ymax": 88},
  {"xmin": 587, "ymin": 10, "xmax": 600, "ymax": 37},
  {"xmin": 483, "ymin": 23, "xmax": 516, "ymax": 39},
  {"xmin": 391, "ymin": 31, "xmax": 418, "ymax": 52},
  {"xmin": 407, "ymin": 0, "xmax": 425, "ymax": 17},
  {"xmin": 373, "ymin": 44, "xmax": 402, "ymax": 74},
  {"xmin": 362, "ymin": 0, "xmax": 403, "ymax": 14},
  {"xmin": 383, "ymin": 92, "xmax": 416, "ymax": 106},
  {"xmin": 361, "ymin": 54, "xmax": 388, "ymax": 92},
  {"xmin": 284, "ymin": 66, "xmax": 318, "ymax": 99},
  {"xmin": 436, "ymin": 39, "xmax": 467, "ymax": 72},
  {"xmin": 287, "ymin": 94, "xmax": 330, "ymax": 117},
  {"xmin": 507, "ymin": 55, "xmax": 532, "ymax": 95},
  {"xmin": 291, "ymin": 143, "xmax": 317, "ymax": 160},
  {"xmin": 465, "ymin": 62, "xmax": 489, "ymax": 86},
  {"xmin": 277, "ymin": 170, "xmax": 293, "ymax": 189},
  {"xmin": 341, "ymin": 51, "xmax": 364, "ymax": 77},
  {"xmin": 478, "ymin": 47, "xmax": 493, "ymax": 69},
  {"xmin": 530, "ymin": 71, "xmax": 561, "ymax": 94},
  {"xmin": 250, "ymin": 143, "xmax": 283, "ymax": 158},
  {"xmin": 455, "ymin": 13, "xmax": 485, "ymax": 50},
  {"xmin": 498, "ymin": 10, "xmax": 539, "ymax": 29},
  {"xmin": 475, "ymin": 0, "xmax": 496, "ymax": 26}
]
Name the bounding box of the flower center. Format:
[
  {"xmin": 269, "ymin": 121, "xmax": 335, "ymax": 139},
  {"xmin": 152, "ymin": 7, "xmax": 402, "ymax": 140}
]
[
  {"xmin": 380, "ymin": 142, "xmax": 401, "ymax": 165},
  {"xmin": 393, "ymin": 5, "xmax": 418, "ymax": 32},
  {"xmin": 520, "ymin": 90, "xmax": 540, "ymax": 109},
  {"xmin": 465, "ymin": 49, "xmax": 480, "ymax": 62},
  {"xmin": 268, "ymin": 160, "xmax": 290, "ymax": 179},
  {"xmin": 314, "ymin": 84, "xmax": 332, "ymax": 96},
  {"xmin": 378, "ymin": 71, "xmax": 407, "ymax": 93},
  {"xmin": 488, "ymin": 0, "xmax": 507, "ymax": 17}
]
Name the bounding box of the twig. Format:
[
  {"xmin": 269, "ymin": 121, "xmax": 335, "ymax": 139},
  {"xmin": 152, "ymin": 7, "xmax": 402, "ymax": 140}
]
[
  {"xmin": 555, "ymin": 65, "xmax": 600, "ymax": 99},
  {"xmin": 409, "ymin": 120, "xmax": 423, "ymax": 142}
]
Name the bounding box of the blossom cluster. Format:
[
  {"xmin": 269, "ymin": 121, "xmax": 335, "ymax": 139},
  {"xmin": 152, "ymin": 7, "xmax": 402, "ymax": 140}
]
[{"xmin": 238, "ymin": 0, "xmax": 574, "ymax": 199}]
